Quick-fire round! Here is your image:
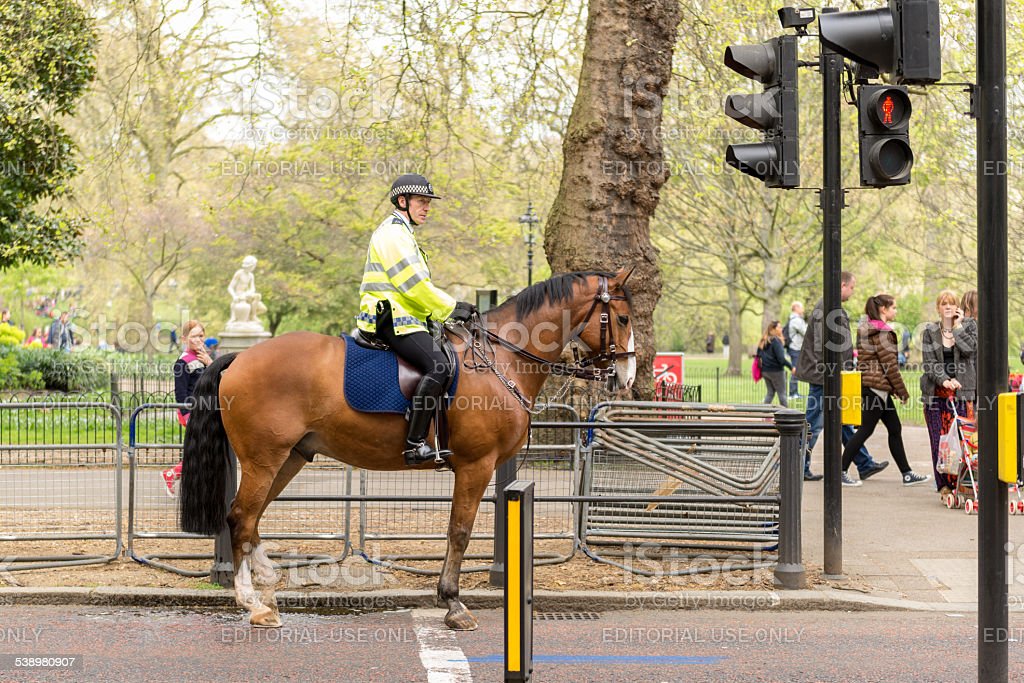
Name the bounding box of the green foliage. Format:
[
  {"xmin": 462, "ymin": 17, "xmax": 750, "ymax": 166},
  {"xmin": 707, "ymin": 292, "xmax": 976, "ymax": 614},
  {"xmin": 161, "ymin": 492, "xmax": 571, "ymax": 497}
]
[
  {"xmin": 12, "ymin": 347, "xmax": 106, "ymax": 392},
  {"xmin": 0, "ymin": 322, "xmax": 25, "ymax": 346},
  {"xmin": 0, "ymin": 0, "xmax": 97, "ymax": 269},
  {"xmin": 0, "ymin": 345, "xmax": 43, "ymax": 390}
]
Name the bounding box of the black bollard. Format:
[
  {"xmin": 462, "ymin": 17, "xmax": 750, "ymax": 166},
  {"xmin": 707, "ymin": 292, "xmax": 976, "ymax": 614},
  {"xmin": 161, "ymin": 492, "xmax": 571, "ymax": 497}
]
[{"xmin": 774, "ymin": 409, "xmax": 806, "ymax": 589}]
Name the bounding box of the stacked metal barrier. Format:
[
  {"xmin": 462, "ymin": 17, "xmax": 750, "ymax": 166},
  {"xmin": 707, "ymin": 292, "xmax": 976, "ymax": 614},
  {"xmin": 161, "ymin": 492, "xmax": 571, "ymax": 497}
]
[{"xmin": 580, "ymin": 401, "xmax": 783, "ymax": 568}]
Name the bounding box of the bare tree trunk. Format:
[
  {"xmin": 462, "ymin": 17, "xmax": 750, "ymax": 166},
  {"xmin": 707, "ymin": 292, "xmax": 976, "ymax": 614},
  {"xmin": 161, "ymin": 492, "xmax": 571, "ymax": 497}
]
[
  {"xmin": 544, "ymin": 0, "xmax": 680, "ymax": 399},
  {"xmin": 142, "ymin": 286, "xmax": 156, "ymax": 358},
  {"xmin": 726, "ymin": 280, "xmax": 744, "ymax": 376},
  {"xmin": 760, "ymin": 222, "xmax": 784, "ymax": 330}
]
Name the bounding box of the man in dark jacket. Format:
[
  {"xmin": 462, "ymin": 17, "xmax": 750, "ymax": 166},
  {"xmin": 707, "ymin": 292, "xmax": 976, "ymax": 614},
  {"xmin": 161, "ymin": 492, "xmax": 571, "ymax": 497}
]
[
  {"xmin": 47, "ymin": 310, "xmax": 72, "ymax": 351},
  {"xmin": 793, "ymin": 272, "xmax": 888, "ymax": 485}
]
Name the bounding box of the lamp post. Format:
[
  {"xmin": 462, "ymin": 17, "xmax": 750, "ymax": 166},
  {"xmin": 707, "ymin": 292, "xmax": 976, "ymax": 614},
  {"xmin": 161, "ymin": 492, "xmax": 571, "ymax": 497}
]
[
  {"xmin": 492, "ymin": 201, "xmax": 542, "ymax": 589},
  {"xmin": 518, "ymin": 202, "xmax": 540, "ymax": 287}
]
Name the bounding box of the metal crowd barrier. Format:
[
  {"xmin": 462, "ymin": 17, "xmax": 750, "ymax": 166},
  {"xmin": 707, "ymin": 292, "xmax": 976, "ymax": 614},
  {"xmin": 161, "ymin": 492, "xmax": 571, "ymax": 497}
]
[
  {"xmin": 0, "ymin": 401, "xmax": 123, "ymax": 571},
  {"xmin": 126, "ymin": 404, "xmax": 351, "ymax": 577},
  {"xmin": 358, "ymin": 403, "xmax": 582, "ymax": 575},
  {"xmin": 0, "ymin": 399, "xmax": 805, "ymax": 586},
  {"xmin": 577, "ymin": 401, "xmax": 788, "ymax": 575}
]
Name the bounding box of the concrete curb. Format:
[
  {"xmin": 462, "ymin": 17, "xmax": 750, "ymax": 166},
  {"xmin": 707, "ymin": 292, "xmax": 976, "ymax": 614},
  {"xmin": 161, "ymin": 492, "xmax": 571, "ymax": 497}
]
[{"xmin": 0, "ymin": 586, "xmax": 989, "ymax": 614}]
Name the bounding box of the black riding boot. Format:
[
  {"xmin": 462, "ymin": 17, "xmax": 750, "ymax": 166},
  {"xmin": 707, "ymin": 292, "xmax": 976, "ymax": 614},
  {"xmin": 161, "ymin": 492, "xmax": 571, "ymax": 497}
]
[{"xmin": 403, "ymin": 375, "xmax": 452, "ymax": 465}]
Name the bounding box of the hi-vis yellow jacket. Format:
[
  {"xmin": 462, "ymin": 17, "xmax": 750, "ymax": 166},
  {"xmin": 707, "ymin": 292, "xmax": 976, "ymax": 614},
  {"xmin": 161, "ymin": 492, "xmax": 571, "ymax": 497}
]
[{"xmin": 356, "ymin": 211, "xmax": 456, "ymax": 336}]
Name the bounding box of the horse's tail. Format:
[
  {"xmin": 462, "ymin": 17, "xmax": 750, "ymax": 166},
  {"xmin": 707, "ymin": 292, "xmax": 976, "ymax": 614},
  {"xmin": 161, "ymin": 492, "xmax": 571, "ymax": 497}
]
[{"xmin": 179, "ymin": 352, "xmax": 239, "ymax": 536}]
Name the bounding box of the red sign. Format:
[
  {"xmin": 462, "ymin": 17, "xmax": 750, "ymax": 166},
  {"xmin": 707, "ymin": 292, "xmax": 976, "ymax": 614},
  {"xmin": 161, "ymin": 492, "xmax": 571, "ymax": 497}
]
[{"xmin": 653, "ymin": 352, "xmax": 685, "ymax": 387}]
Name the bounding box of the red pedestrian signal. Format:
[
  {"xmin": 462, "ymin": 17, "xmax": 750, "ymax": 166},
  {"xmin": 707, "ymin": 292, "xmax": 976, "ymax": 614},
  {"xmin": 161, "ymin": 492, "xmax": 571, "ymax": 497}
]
[
  {"xmin": 881, "ymin": 96, "xmax": 894, "ymax": 124},
  {"xmin": 858, "ymin": 85, "xmax": 913, "ymax": 186}
]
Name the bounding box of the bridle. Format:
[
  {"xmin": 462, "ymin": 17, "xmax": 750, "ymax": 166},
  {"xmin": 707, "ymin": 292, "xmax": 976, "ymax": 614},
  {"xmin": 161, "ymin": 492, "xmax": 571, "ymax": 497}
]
[{"xmin": 453, "ymin": 275, "xmax": 635, "ymax": 412}]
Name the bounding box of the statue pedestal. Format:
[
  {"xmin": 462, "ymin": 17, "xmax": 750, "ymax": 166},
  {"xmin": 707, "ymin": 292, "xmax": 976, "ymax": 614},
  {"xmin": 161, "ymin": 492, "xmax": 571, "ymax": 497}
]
[{"xmin": 218, "ymin": 327, "xmax": 272, "ymax": 353}]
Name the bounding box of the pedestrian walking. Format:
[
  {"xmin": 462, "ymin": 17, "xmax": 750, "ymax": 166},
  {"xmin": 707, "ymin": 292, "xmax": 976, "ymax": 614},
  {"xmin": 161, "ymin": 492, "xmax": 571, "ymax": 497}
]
[
  {"xmin": 757, "ymin": 321, "xmax": 791, "ymax": 408},
  {"xmin": 794, "ymin": 272, "xmax": 888, "ymax": 484},
  {"xmin": 785, "ymin": 302, "xmax": 807, "ymax": 399},
  {"xmin": 842, "ymin": 294, "xmax": 929, "ymax": 487}
]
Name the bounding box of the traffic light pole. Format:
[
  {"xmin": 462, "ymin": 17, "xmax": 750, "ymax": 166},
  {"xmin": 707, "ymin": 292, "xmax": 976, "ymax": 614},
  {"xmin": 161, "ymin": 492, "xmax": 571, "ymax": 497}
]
[
  {"xmin": 977, "ymin": 0, "xmax": 1009, "ymax": 676},
  {"xmin": 819, "ymin": 21, "xmax": 844, "ymax": 578}
]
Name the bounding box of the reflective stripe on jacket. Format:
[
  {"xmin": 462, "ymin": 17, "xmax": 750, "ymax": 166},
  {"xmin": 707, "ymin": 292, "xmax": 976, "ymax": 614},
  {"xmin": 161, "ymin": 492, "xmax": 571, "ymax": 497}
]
[{"xmin": 356, "ymin": 211, "xmax": 456, "ymax": 335}]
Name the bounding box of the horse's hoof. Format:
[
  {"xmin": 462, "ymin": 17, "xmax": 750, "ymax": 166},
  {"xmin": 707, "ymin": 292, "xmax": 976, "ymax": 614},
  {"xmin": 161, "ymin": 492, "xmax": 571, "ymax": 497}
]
[
  {"xmin": 250, "ymin": 606, "xmax": 282, "ymax": 628},
  {"xmin": 444, "ymin": 607, "xmax": 478, "ymax": 631}
]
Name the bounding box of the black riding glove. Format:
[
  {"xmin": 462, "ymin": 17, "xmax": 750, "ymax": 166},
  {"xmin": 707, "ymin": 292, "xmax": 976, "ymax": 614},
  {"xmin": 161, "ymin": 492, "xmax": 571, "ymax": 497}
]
[{"xmin": 448, "ymin": 301, "xmax": 477, "ymax": 324}]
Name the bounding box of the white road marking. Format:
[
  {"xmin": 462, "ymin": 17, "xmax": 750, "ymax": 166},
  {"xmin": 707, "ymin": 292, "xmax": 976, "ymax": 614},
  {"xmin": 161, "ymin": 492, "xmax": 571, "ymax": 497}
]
[{"xmin": 412, "ymin": 609, "xmax": 474, "ymax": 682}]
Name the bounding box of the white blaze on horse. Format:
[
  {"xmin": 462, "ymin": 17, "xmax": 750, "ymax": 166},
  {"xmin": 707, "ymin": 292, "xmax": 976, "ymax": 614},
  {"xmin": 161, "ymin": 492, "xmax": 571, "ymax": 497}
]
[{"xmin": 178, "ymin": 269, "xmax": 636, "ymax": 630}]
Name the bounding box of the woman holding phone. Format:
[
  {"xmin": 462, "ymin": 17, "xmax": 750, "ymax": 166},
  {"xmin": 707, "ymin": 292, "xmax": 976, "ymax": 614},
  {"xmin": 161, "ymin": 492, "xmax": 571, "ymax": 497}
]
[
  {"xmin": 921, "ymin": 290, "xmax": 977, "ymax": 498},
  {"xmin": 161, "ymin": 319, "xmax": 213, "ymax": 496}
]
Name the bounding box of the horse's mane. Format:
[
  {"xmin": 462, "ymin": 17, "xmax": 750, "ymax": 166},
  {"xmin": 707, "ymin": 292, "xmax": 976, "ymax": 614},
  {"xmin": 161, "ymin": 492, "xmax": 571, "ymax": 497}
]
[{"xmin": 484, "ymin": 271, "xmax": 633, "ymax": 320}]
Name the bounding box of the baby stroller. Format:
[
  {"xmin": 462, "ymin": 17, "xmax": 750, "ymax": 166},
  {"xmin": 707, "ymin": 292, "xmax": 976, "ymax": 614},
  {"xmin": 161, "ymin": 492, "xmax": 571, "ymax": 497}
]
[{"xmin": 940, "ymin": 400, "xmax": 980, "ymax": 514}]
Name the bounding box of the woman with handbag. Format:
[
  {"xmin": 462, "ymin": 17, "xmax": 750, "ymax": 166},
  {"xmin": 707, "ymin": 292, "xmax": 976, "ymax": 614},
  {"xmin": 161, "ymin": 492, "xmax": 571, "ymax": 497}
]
[
  {"xmin": 842, "ymin": 294, "xmax": 930, "ymax": 486},
  {"xmin": 757, "ymin": 320, "xmax": 792, "ymax": 407},
  {"xmin": 921, "ymin": 290, "xmax": 977, "ymax": 499}
]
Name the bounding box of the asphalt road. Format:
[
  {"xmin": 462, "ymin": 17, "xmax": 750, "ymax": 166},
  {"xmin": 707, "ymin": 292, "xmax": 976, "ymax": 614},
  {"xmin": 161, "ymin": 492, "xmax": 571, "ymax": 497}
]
[{"xmin": 1, "ymin": 605, "xmax": 1023, "ymax": 682}]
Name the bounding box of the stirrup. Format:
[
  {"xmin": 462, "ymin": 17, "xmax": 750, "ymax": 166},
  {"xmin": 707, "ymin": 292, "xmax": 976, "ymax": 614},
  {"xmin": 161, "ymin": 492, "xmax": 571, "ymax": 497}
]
[{"xmin": 403, "ymin": 441, "xmax": 452, "ymax": 466}]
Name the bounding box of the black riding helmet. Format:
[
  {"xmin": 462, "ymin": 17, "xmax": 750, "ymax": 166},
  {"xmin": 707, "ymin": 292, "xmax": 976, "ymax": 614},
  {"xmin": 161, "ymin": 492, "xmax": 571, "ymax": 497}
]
[{"xmin": 389, "ymin": 174, "xmax": 441, "ymax": 225}]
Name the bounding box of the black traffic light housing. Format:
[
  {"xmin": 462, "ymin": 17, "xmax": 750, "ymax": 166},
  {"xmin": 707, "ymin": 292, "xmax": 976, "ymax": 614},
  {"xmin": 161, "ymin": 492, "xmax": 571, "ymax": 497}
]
[
  {"xmin": 818, "ymin": 0, "xmax": 941, "ymax": 85},
  {"xmin": 723, "ymin": 35, "xmax": 800, "ymax": 188},
  {"xmin": 858, "ymin": 84, "xmax": 914, "ymax": 186}
]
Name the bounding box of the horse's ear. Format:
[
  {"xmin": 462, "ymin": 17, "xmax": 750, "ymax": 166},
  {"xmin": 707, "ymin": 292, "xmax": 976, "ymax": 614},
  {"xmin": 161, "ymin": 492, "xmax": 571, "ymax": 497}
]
[{"xmin": 617, "ymin": 266, "xmax": 636, "ymax": 286}]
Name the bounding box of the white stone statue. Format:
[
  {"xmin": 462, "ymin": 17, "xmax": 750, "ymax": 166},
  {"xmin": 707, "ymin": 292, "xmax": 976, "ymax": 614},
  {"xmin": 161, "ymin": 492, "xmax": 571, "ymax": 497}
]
[{"xmin": 226, "ymin": 255, "xmax": 268, "ymax": 331}]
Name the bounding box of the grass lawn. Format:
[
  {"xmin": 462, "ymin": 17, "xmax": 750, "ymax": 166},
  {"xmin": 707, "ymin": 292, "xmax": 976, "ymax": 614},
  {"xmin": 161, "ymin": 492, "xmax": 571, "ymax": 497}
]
[
  {"xmin": 679, "ymin": 354, "xmax": 927, "ymax": 426},
  {"xmin": 0, "ymin": 401, "xmax": 183, "ymax": 446}
]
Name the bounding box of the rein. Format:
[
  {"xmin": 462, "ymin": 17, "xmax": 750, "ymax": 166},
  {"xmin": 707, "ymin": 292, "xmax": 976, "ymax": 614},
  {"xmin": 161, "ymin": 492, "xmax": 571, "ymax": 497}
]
[{"xmin": 449, "ymin": 275, "xmax": 635, "ymax": 413}]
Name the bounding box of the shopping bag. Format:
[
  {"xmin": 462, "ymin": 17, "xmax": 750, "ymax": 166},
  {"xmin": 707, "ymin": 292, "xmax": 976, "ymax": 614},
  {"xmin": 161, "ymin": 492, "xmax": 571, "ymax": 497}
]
[
  {"xmin": 938, "ymin": 421, "xmax": 963, "ymax": 474},
  {"xmin": 751, "ymin": 351, "xmax": 762, "ymax": 382}
]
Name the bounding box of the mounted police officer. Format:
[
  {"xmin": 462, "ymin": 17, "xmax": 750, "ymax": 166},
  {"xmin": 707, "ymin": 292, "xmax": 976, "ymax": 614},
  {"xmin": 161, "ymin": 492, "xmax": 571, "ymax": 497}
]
[{"xmin": 357, "ymin": 174, "xmax": 476, "ymax": 465}]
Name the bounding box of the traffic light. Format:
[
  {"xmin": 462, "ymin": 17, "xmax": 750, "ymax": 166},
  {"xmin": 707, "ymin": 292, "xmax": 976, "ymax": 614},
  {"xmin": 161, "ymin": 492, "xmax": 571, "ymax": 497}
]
[
  {"xmin": 723, "ymin": 35, "xmax": 799, "ymax": 188},
  {"xmin": 818, "ymin": 0, "xmax": 941, "ymax": 85},
  {"xmin": 858, "ymin": 84, "xmax": 913, "ymax": 187}
]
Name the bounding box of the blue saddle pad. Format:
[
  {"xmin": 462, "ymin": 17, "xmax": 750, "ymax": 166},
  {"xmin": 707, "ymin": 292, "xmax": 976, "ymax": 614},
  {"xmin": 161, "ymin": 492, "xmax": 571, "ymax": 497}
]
[{"xmin": 342, "ymin": 334, "xmax": 459, "ymax": 414}]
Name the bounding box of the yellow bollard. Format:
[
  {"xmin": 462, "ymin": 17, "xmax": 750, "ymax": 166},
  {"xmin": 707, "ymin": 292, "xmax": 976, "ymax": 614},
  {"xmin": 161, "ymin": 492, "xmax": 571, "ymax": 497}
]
[
  {"xmin": 841, "ymin": 370, "xmax": 862, "ymax": 427},
  {"xmin": 998, "ymin": 393, "xmax": 1020, "ymax": 484},
  {"xmin": 504, "ymin": 481, "xmax": 534, "ymax": 682}
]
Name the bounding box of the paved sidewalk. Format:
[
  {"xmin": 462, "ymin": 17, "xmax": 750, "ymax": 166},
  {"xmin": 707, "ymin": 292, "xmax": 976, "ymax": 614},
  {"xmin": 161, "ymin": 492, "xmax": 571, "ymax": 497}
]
[{"xmin": 802, "ymin": 424, "xmax": 1024, "ymax": 607}]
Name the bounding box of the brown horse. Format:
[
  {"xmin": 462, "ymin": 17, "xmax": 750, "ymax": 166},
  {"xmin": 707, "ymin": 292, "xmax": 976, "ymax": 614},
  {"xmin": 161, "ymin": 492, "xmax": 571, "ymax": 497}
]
[{"xmin": 179, "ymin": 269, "xmax": 635, "ymax": 630}]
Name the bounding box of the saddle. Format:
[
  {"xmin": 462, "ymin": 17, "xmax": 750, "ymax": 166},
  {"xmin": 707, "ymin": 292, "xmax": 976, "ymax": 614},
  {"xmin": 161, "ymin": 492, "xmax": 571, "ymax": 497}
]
[{"xmin": 350, "ymin": 328, "xmax": 458, "ymax": 401}]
